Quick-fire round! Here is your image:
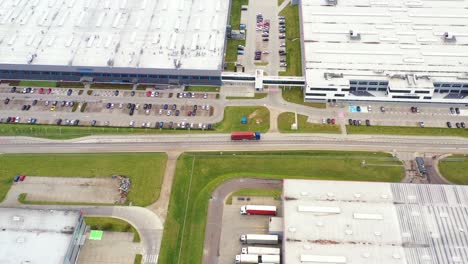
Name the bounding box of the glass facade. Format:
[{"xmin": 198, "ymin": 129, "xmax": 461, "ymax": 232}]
[{"xmin": 0, "ymin": 69, "xmax": 222, "ymax": 85}]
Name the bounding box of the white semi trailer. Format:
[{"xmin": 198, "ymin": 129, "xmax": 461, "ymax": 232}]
[
  {"xmin": 241, "ymin": 247, "xmax": 280, "ymax": 255},
  {"xmin": 235, "ymin": 254, "xmax": 280, "ymax": 264},
  {"xmin": 240, "ymin": 234, "xmax": 279, "ymax": 245}
]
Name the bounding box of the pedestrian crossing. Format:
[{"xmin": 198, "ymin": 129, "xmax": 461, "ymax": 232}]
[{"xmin": 143, "ymin": 254, "xmax": 158, "ymax": 263}]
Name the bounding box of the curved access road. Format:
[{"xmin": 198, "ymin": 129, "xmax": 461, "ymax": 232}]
[
  {"xmin": 0, "ymin": 203, "xmax": 163, "ymax": 263},
  {"xmin": 202, "ymin": 178, "xmax": 282, "ymax": 264}
]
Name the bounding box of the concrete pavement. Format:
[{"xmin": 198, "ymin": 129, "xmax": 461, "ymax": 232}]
[{"xmin": 202, "ymin": 178, "xmax": 282, "ymax": 264}]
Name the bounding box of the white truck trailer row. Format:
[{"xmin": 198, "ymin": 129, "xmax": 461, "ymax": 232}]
[
  {"xmin": 240, "ymin": 234, "xmax": 279, "ymax": 245},
  {"xmin": 235, "ymin": 254, "xmax": 280, "ymax": 264},
  {"xmin": 242, "ymin": 246, "xmax": 280, "ymax": 255}
]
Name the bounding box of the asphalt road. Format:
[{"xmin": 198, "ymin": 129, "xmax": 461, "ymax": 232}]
[
  {"xmin": 202, "ymin": 178, "xmax": 282, "ymax": 264},
  {"xmin": 1, "ymin": 133, "xmax": 468, "ymax": 154}
]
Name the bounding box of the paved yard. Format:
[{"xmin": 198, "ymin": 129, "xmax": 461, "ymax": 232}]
[
  {"xmin": 218, "ymin": 197, "xmax": 281, "ymax": 264},
  {"xmin": 78, "ymin": 231, "xmax": 141, "ymax": 264},
  {"xmin": 9, "ymin": 176, "xmax": 120, "ymax": 204}
]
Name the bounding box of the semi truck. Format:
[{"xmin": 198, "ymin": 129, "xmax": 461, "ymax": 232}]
[
  {"xmin": 235, "ymin": 254, "xmax": 280, "ymax": 264},
  {"xmin": 231, "ymin": 132, "xmax": 261, "ymax": 140},
  {"xmin": 241, "ymin": 246, "xmax": 280, "ymax": 255},
  {"xmin": 240, "ymin": 205, "xmax": 277, "ymax": 216},
  {"xmin": 240, "ymin": 234, "xmax": 279, "ymax": 245}
]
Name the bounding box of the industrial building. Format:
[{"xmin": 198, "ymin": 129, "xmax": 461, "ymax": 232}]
[
  {"xmin": 300, "ymin": 0, "xmax": 468, "ymax": 103},
  {"xmin": 0, "ymin": 0, "xmax": 228, "ymax": 85},
  {"xmin": 282, "ymin": 179, "xmax": 468, "ymax": 263},
  {"xmin": 0, "ymin": 208, "xmax": 86, "ymax": 264}
]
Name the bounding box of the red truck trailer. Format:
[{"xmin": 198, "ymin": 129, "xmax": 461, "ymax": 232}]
[
  {"xmin": 240, "ymin": 205, "xmax": 277, "ymax": 216},
  {"xmin": 231, "ymin": 132, "xmax": 261, "ymax": 140}
]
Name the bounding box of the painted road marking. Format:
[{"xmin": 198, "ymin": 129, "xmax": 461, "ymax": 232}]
[{"xmin": 143, "ymin": 254, "xmax": 158, "ymax": 263}]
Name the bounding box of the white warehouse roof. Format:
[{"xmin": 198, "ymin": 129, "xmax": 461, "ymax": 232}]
[
  {"xmin": 0, "ymin": 0, "xmax": 229, "ymax": 70},
  {"xmin": 301, "ymin": 0, "xmax": 468, "ymax": 89},
  {"xmin": 0, "ymin": 208, "xmax": 82, "ymax": 264},
  {"xmin": 282, "ymin": 179, "xmax": 468, "ymax": 264}
]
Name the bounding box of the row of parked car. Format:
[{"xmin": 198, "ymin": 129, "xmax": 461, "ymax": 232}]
[
  {"xmin": 13, "ymin": 174, "xmax": 26, "ymax": 182},
  {"xmin": 349, "ymin": 119, "xmax": 371, "ymax": 126},
  {"xmin": 132, "ymin": 120, "xmax": 214, "ymax": 130}
]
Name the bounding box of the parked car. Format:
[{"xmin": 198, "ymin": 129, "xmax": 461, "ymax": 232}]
[
  {"xmin": 419, "ymin": 121, "xmax": 425, "ymax": 128},
  {"xmin": 164, "ymin": 104, "xmax": 168, "ymax": 110},
  {"xmin": 19, "ymin": 175, "xmax": 26, "ymax": 181},
  {"xmin": 32, "ymin": 99, "xmax": 37, "ymax": 105},
  {"xmin": 175, "ymin": 110, "xmax": 180, "ymax": 116},
  {"xmin": 4, "ymin": 98, "xmax": 10, "ymax": 104},
  {"xmin": 56, "ymin": 119, "xmax": 62, "ymax": 125},
  {"xmin": 11, "ymin": 87, "xmax": 16, "ymax": 93},
  {"xmin": 455, "ymin": 108, "xmax": 460, "ymax": 115},
  {"xmin": 456, "ymin": 122, "xmax": 461, "ymax": 128},
  {"xmin": 13, "ymin": 175, "xmax": 20, "ymax": 182},
  {"xmin": 172, "ymin": 104, "xmax": 177, "ymax": 110},
  {"xmin": 365, "ymin": 119, "xmax": 371, "ymax": 126},
  {"xmin": 130, "ymin": 91, "xmax": 135, "ymax": 96},
  {"xmin": 67, "ymin": 89, "xmax": 72, "ymax": 96},
  {"xmin": 356, "ymin": 106, "xmax": 361, "ymax": 112},
  {"xmin": 91, "ymin": 120, "xmax": 97, "ymax": 126},
  {"xmin": 348, "ymin": 119, "xmax": 353, "ymax": 125},
  {"xmin": 447, "ymin": 121, "xmax": 452, "ymax": 128},
  {"xmin": 461, "ymin": 122, "xmax": 466, "ymax": 128},
  {"xmin": 331, "ymin": 118, "xmax": 335, "ymax": 125},
  {"xmin": 326, "ymin": 118, "xmax": 331, "ymax": 124},
  {"xmin": 380, "ymin": 106, "xmax": 385, "ymax": 112}
]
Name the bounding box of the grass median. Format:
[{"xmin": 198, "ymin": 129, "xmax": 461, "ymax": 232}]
[
  {"xmin": 279, "ymin": 4, "xmax": 302, "ymax": 76},
  {"xmin": 347, "ymin": 125, "xmax": 468, "ymax": 137},
  {"xmin": 226, "ymin": 188, "xmax": 282, "ymax": 205},
  {"xmin": 281, "ymin": 87, "xmax": 327, "ymax": 108},
  {"xmin": 278, "ymin": 112, "xmax": 340, "ymax": 133},
  {"xmin": 84, "ymin": 217, "xmax": 141, "ymax": 242},
  {"xmin": 19, "ymin": 80, "xmax": 57, "ymax": 87},
  {"xmin": 226, "ymin": 93, "xmax": 267, "ymax": 100},
  {"xmin": 439, "ymin": 155, "xmax": 468, "ymax": 184},
  {"xmin": 0, "ymin": 153, "xmax": 167, "ymax": 206},
  {"xmin": 184, "ymin": 86, "xmax": 220, "ymax": 92},
  {"xmin": 158, "ymin": 151, "xmax": 404, "ymax": 264},
  {"xmin": 215, "ymin": 106, "xmax": 269, "ymax": 132}
]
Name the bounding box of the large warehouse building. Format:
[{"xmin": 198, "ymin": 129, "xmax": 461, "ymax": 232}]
[
  {"xmin": 0, "ymin": 208, "xmax": 86, "ymax": 264},
  {"xmin": 282, "ymin": 179, "xmax": 468, "ymax": 263},
  {"xmin": 0, "ymin": 0, "xmax": 228, "ymax": 85},
  {"xmin": 301, "ymin": 0, "xmax": 468, "ymax": 103}
]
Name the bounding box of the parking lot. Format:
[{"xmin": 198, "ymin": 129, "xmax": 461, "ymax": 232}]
[
  {"xmin": 241, "ymin": 0, "xmax": 282, "ymax": 74},
  {"xmin": 0, "ymin": 86, "xmax": 220, "ymax": 130},
  {"xmin": 218, "ymin": 196, "xmax": 282, "ymax": 264}
]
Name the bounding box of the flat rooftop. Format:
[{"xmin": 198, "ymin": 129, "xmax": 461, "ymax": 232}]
[
  {"xmin": 301, "ymin": 0, "xmax": 468, "ymax": 87},
  {"xmin": 0, "ymin": 208, "xmax": 81, "ymax": 264},
  {"xmin": 283, "ymin": 179, "xmax": 468, "ymax": 264},
  {"xmin": 0, "ymin": 0, "xmax": 228, "ymax": 70}
]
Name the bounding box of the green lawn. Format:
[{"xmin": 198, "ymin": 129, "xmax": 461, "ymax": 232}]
[
  {"xmin": 278, "ymin": 112, "xmax": 340, "ymax": 133},
  {"xmin": 281, "ymin": 87, "xmax": 327, "ymax": 108},
  {"xmin": 0, "ymin": 153, "xmax": 167, "ymax": 206},
  {"xmin": 278, "ymin": 0, "xmax": 286, "ymax": 6},
  {"xmin": 0, "ymin": 106, "xmax": 269, "ymax": 139},
  {"xmin": 18, "ymin": 193, "xmax": 111, "ymax": 206},
  {"xmin": 225, "ymin": 39, "xmax": 245, "ymax": 71},
  {"xmin": 438, "ymin": 155, "xmax": 468, "ymax": 184},
  {"xmin": 229, "ymin": 0, "xmax": 248, "ymax": 29},
  {"xmin": 84, "ymin": 217, "xmax": 141, "ymax": 242},
  {"xmin": 158, "ymin": 151, "xmax": 404, "ymax": 264},
  {"xmin": 184, "ymin": 86, "xmax": 220, "ymax": 92},
  {"xmin": 347, "ymin": 125, "xmax": 468, "ymax": 137},
  {"xmin": 19, "ymin": 80, "xmax": 57, "ymax": 87},
  {"xmin": 226, "ymin": 188, "xmax": 282, "ymax": 204},
  {"xmin": 134, "ymin": 254, "xmax": 143, "ymax": 264},
  {"xmin": 279, "ymin": 4, "xmax": 302, "ymax": 76},
  {"xmin": 226, "ymin": 93, "xmax": 268, "ymax": 100},
  {"xmin": 215, "ymin": 106, "xmax": 270, "ymax": 133}
]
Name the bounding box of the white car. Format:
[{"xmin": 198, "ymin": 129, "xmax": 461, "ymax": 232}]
[
  {"xmin": 159, "ymin": 109, "xmax": 163, "ymax": 115},
  {"xmin": 167, "ymin": 110, "xmax": 172, "ymax": 116},
  {"xmin": 367, "ymin": 105, "xmax": 372, "ymax": 111},
  {"xmin": 322, "ymin": 118, "xmax": 326, "ymax": 124},
  {"xmin": 129, "ymin": 120, "xmax": 135, "ymax": 127},
  {"xmin": 146, "ymin": 122, "xmax": 151, "ymax": 128},
  {"xmin": 262, "ymin": 51, "xmax": 270, "ymax": 54},
  {"xmin": 280, "ymin": 63, "xmax": 287, "ymax": 67},
  {"xmin": 15, "ymin": 116, "xmax": 20, "ymax": 123},
  {"xmin": 203, "ymin": 93, "xmax": 208, "ymax": 99},
  {"xmin": 151, "ymin": 91, "xmax": 156, "ymax": 97},
  {"xmin": 146, "ymin": 109, "xmax": 150, "ymax": 115}
]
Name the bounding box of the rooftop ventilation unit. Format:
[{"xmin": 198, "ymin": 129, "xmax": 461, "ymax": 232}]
[
  {"xmin": 443, "ymin": 32, "xmax": 456, "ymax": 42},
  {"xmin": 324, "ymin": 72, "xmax": 343, "ymax": 80},
  {"xmin": 349, "ymin": 30, "xmax": 361, "ymax": 40},
  {"xmin": 326, "ymin": 0, "xmax": 338, "ymax": 6}
]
